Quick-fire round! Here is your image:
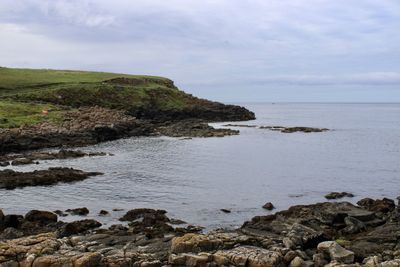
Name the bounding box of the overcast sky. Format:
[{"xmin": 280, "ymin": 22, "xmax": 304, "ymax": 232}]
[{"xmin": 1, "ymin": 0, "xmax": 399, "ymax": 102}]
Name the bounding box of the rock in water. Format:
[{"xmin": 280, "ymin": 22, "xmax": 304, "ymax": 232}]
[
  {"xmin": 65, "ymin": 207, "xmax": 89, "ymax": 216},
  {"xmin": 325, "ymin": 192, "xmax": 354, "ymax": 200},
  {"xmin": 25, "ymin": 210, "xmax": 57, "ymax": 224},
  {"xmin": 0, "ymin": 168, "xmax": 102, "ymax": 189},
  {"xmin": 262, "ymin": 202, "xmax": 275, "ymax": 210}
]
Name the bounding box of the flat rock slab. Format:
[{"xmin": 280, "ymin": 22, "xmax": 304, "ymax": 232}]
[{"xmin": 0, "ymin": 167, "xmax": 102, "ymax": 189}]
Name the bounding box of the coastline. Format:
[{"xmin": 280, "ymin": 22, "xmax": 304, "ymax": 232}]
[{"xmin": 1, "ymin": 197, "xmax": 399, "ymax": 266}]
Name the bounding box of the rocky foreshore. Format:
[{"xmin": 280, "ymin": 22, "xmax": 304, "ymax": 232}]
[{"xmin": 1, "ymin": 197, "xmax": 399, "ymax": 266}]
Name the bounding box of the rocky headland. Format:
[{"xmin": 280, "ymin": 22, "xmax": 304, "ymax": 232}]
[{"xmin": 0, "ymin": 197, "xmax": 399, "ymax": 267}]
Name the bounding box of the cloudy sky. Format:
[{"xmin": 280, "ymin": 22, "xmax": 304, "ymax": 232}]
[{"xmin": 1, "ymin": 0, "xmax": 399, "ymax": 102}]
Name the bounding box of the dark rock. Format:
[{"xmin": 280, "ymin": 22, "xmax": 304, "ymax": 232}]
[
  {"xmin": 25, "ymin": 210, "xmax": 57, "ymax": 224},
  {"xmin": 343, "ymin": 216, "xmax": 366, "ymax": 234},
  {"xmin": 263, "ymin": 202, "xmax": 275, "ymax": 210},
  {"xmin": 325, "ymin": 192, "xmax": 354, "ymax": 200},
  {"xmin": 120, "ymin": 208, "xmax": 168, "ymax": 222},
  {"xmin": 0, "ymin": 168, "xmax": 102, "ymax": 189},
  {"xmin": 357, "ymin": 198, "xmax": 395, "ymax": 213},
  {"xmin": 0, "ymin": 227, "xmax": 24, "ymax": 240},
  {"xmin": 66, "ymin": 207, "xmax": 89, "ymax": 216},
  {"xmin": 53, "ymin": 210, "xmax": 68, "ymax": 217},
  {"xmin": 170, "ymin": 218, "xmax": 187, "ymax": 225},
  {"xmin": 220, "ymin": 209, "xmax": 231, "ymax": 213},
  {"xmin": 0, "ymin": 161, "xmax": 10, "ymax": 167},
  {"xmin": 3, "ymin": 215, "xmax": 23, "ymax": 229},
  {"xmin": 282, "ymin": 127, "xmax": 329, "ymax": 133},
  {"xmin": 99, "ymin": 210, "xmax": 109, "ymax": 216},
  {"xmin": 57, "ymin": 219, "xmax": 102, "ymax": 237},
  {"xmin": 11, "ymin": 158, "xmax": 34, "ymax": 166}
]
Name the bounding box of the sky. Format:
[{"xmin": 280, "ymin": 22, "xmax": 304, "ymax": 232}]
[{"xmin": 0, "ymin": 0, "xmax": 399, "ymax": 102}]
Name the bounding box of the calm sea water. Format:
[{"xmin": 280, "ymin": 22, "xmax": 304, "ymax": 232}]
[{"xmin": 1, "ymin": 103, "xmax": 399, "ymax": 229}]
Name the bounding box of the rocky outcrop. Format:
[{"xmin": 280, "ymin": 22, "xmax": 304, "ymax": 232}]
[
  {"xmin": 0, "ymin": 167, "xmax": 102, "ymax": 189},
  {"xmin": 0, "ymin": 107, "xmax": 151, "ymax": 154},
  {"xmin": 156, "ymin": 120, "xmax": 239, "ymax": 138}
]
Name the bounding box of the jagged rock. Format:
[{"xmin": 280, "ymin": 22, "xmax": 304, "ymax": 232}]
[
  {"xmin": 363, "ymin": 255, "xmax": 382, "ymax": 267},
  {"xmin": 317, "ymin": 241, "xmax": 355, "ymax": 264}
]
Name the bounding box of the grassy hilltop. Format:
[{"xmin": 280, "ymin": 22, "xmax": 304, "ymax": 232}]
[{"xmin": 0, "ymin": 67, "xmax": 254, "ymax": 129}]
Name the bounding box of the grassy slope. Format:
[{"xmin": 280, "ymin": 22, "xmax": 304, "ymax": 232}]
[{"xmin": 0, "ymin": 67, "xmax": 200, "ymax": 128}]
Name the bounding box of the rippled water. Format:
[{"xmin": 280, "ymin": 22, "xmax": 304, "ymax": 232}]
[{"xmin": 1, "ymin": 103, "xmax": 399, "ymax": 229}]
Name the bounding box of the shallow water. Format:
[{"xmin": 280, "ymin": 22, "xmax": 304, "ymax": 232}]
[{"xmin": 1, "ymin": 103, "xmax": 399, "ymax": 229}]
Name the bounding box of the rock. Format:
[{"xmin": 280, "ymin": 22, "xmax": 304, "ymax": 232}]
[
  {"xmin": 284, "ymin": 250, "xmax": 298, "ymax": 263},
  {"xmin": 25, "ymin": 210, "xmax": 58, "ymax": 224},
  {"xmin": 73, "ymin": 252, "xmax": 102, "ymax": 267},
  {"xmin": 281, "ymin": 127, "xmax": 329, "ymax": 133},
  {"xmin": 53, "ymin": 210, "xmax": 68, "ymax": 217},
  {"xmin": 325, "ymin": 192, "xmax": 354, "ymax": 200},
  {"xmin": 263, "ymin": 202, "xmax": 275, "ymax": 210},
  {"xmin": 357, "ymin": 198, "xmax": 396, "ymax": 213},
  {"xmin": 290, "ymin": 256, "xmax": 306, "ymax": 267},
  {"xmin": 0, "ymin": 227, "xmax": 24, "ymax": 240},
  {"xmin": 66, "ymin": 207, "xmax": 90, "ymax": 216},
  {"xmin": 3, "ymin": 215, "xmax": 23, "ymax": 229},
  {"xmin": 120, "ymin": 208, "xmax": 168, "ymax": 222},
  {"xmin": 313, "ymin": 253, "xmax": 329, "ymax": 267},
  {"xmin": 0, "ymin": 161, "xmax": 10, "ymax": 167},
  {"xmin": 317, "ymin": 241, "xmax": 355, "ymax": 264},
  {"xmin": 213, "ymin": 246, "xmax": 283, "ymax": 267},
  {"xmin": 343, "ymin": 216, "xmax": 366, "ymax": 234},
  {"xmin": 57, "ymin": 219, "xmax": 101, "ymax": 237},
  {"xmin": 10, "ymin": 158, "xmax": 34, "ymax": 166},
  {"xmin": 363, "ymin": 256, "xmax": 382, "ymax": 267},
  {"xmin": 99, "ymin": 210, "xmax": 109, "ymax": 216},
  {"xmin": 220, "ymin": 209, "xmax": 231, "ymax": 213},
  {"xmin": 171, "ymin": 233, "xmax": 223, "ymax": 254},
  {"xmin": 0, "ymin": 168, "xmax": 102, "ymax": 189}
]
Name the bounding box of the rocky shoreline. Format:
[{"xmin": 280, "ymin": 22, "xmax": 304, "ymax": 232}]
[
  {"xmin": 0, "ymin": 105, "xmax": 252, "ymax": 155},
  {"xmin": 0, "ymin": 197, "xmax": 399, "ymax": 266}
]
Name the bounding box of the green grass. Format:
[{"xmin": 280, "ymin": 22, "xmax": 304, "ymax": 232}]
[
  {"xmin": 0, "ymin": 100, "xmax": 66, "ymax": 128},
  {"xmin": 0, "ymin": 67, "xmax": 170, "ymax": 95},
  {"xmin": 0, "ymin": 67, "xmax": 210, "ymax": 129}
]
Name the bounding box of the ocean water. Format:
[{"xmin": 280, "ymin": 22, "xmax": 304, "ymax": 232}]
[{"xmin": 1, "ymin": 103, "xmax": 399, "ymax": 229}]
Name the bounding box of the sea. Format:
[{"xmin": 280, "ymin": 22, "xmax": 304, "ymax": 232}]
[{"xmin": 1, "ymin": 103, "xmax": 399, "ymax": 229}]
